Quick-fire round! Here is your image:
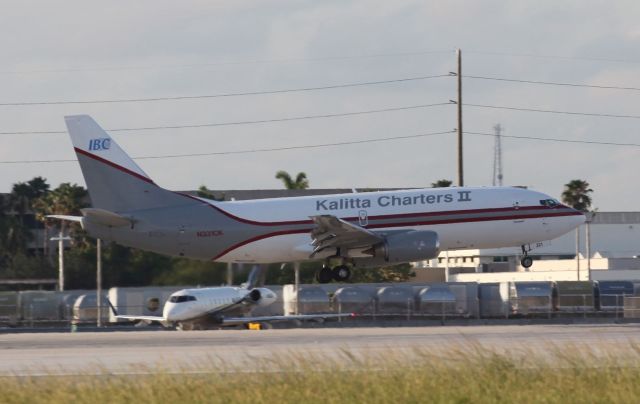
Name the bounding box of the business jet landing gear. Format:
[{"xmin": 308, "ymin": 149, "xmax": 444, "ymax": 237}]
[
  {"xmin": 520, "ymin": 245, "xmax": 534, "ymax": 268},
  {"xmin": 176, "ymin": 321, "xmax": 194, "ymax": 331}
]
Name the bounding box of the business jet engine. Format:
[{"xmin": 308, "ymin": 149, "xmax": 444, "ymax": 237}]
[
  {"xmin": 356, "ymin": 230, "xmax": 440, "ymax": 267},
  {"xmin": 246, "ymin": 288, "xmax": 278, "ymax": 307}
]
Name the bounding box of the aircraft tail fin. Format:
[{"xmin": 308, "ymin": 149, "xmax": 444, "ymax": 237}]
[
  {"xmin": 245, "ymin": 265, "xmax": 267, "ymax": 289},
  {"xmin": 65, "ymin": 115, "xmax": 193, "ymax": 212}
]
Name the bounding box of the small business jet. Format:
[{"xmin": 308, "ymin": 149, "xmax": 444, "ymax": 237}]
[
  {"xmin": 54, "ymin": 115, "xmax": 584, "ymax": 283},
  {"xmin": 111, "ymin": 266, "xmax": 349, "ymax": 330}
]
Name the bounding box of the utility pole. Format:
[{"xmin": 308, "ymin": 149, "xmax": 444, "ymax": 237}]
[
  {"xmin": 586, "ymin": 212, "xmax": 594, "ymax": 281},
  {"xmin": 457, "ymin": 48, "xmax": 464, "ymax": 186},
  {"xmin": 492, "ymin": 124, "xmax": 504, "ymax": 186},
  {"xmin": 226, "ymin": 262, "xmax": 233, "ymax": 285},
  {"xmin": 294, "ymin": 262, "xmax": 300, "ymax": 315},
  {"xmin": 576, "ymin": 227, "xmax": 581, "ymax": 281},
  {"xmin": 96, "ymin": 238, "xmax": 103, "ymax": 327},
  {"xmin": 50, "ymin": 222, "xmax": 71, "ymax": 292}
]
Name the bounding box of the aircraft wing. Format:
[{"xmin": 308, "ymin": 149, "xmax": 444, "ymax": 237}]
[
  {"xmin": 221, "ymin": 312, "xmax": 354, "ymax": 325},
  {"xmin": 107, "ymin": 299, "xmax": 167, "ymax": 323},
  {"xmin": 115, "ymin": 315, "xmax": 166, "ymax": 322},
  {"xmin": 309, "ymin": 215, "xmax": 383, "ymax": 257}
]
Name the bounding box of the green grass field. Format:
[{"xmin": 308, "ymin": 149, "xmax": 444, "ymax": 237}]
[{"xmin": 2, "ymin": 344, "xmax": 640, "ymax": 403}]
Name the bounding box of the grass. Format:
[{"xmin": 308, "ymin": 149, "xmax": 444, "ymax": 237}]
[{"xmin": 2, "ymin": 344, "xmax": 640, "ymax": 403}]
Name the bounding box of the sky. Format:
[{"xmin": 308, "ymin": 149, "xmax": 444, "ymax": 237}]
[{"xmin": 0, "ymin": 1, "xmax": 638, "ymax": 210}]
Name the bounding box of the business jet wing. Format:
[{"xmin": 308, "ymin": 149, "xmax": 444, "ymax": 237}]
[
  {"xmin": 106, "ymin": 299, "xmax": 167, "ymax": 323},
  {"xmin": 220, "ymin": 312, "xmax": 354, "ymax": 325},
  {"xmin": 115, "ymin": 315, "xmax": 166, "ymax": 322},
  {"xmin": 309, "ymin": 215, "xmax": 383, "ymax": 257}
]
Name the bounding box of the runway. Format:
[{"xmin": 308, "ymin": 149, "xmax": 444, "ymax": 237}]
[{"xmin": 1, "ymin": 324, "xmax": 640, "ymax": 376}]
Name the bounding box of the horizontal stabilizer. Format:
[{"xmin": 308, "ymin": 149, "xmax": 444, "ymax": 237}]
[
  {"xmin": 46, "ymin": 215, "xmax": 83, "ymax": 223},
  {"xmin": 81, "ymin": 208, "xmax": 133, "ymax": 227},
  {"xmin": 47, "ymin": 209, "xmax": 133, "ymax": 228}
]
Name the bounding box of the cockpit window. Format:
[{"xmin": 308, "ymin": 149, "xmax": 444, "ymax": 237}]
[
  {"xmin": 539, "ymin": 199, "xmax": 559, "ymax": 207},
  {"xmin": 169, "ymin": 295, "xmax": 197, "ymax": 303}
]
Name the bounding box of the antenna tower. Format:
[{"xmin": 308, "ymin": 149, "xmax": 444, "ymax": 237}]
[{"xmin": 492, "ymin": 124, "xmax": 503, "ymax": 186}]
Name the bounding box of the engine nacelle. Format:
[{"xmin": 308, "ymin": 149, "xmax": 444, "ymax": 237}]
[
  {"xmin": 356, "ymin": 230, "xmax": 440, "ymax": 267},
  {"xmin": 246, "ymin": 288, "xmax": 277, "ymax": 307}
]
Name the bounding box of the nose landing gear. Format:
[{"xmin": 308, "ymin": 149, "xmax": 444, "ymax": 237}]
[{"xmin": 520, "ymin": 245, "xmax": 534, "ymax": 268}]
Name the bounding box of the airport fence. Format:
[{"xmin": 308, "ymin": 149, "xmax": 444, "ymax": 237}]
[
  {"xmin": 332, "ymin": 294, "xmax": 632, "ymax": 322},
  {"xmin": 2, "ymin": 290, "xmax": 640, "ymax": 328},
  {"xmin": 333, "ymin": 298, "xmax": 476, "ymax": 322}
]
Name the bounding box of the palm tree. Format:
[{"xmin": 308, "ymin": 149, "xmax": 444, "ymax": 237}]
[
  {"xmin": 2, "ymin": 177, "xmax": 50, "ymax": 255},
  {"xmin": 431, "ymin": 179, "xmax": 453, "ymax": 188},
  {"xmin": 34, "ymin": 183, "xmax": 89, "ymax": 249},
  {"xmin": 196, "ymin": 185, "xmax": 225, "ymax": 201},
  {"xmin": 561, "ymin": 180, "xmax": 593, "ymax": 212},
  {"xmin": 275, "ymin": 171, "xmax": 309, "ymax": 190},
  {"xmin": 562, "ymin": 179, "xmax": 593, "ymax": 280},
  {"xmin": 8, "ymin": 176, "xmax": 49, "ymax": 223},
  {"xmin": 36, "ymin": 183, "xmax": 87, "ymax": 217}
]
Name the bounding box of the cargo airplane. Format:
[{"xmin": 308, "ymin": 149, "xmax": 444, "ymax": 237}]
[{"xmin": 53, "ymin": 115, "xmax": 585, "ymax": 283}]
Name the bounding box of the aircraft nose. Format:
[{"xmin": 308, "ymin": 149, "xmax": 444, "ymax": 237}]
[
  {"xmin": 164, "ymin": 303, "xmax": 178, "ymax": 320},
  {"xmin": 570, "ymin": 208, "xmax": 587, "ymax": 226}
]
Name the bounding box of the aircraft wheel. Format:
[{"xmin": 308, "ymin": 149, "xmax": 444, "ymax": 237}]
[
  {"xmin": 521, "ymin": 256, "xmax": 533, "ymax": 268},
  {"xmin": 176, "ymin": 322, "xmax": 194, "ymax": 331},
  {"xmin": 332, "ymin": 265, "xmax": 351, "ymax": 281},
  {"xmin": 317, "ymin": 267, "xmax": 334, "ymax": 284}
]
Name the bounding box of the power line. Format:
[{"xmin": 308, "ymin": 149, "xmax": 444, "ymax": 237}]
[
  {"xmin": 0, "ymin": 102, "xmax": 454, "ymax": 136},
  {"xmin": 2, "ymin": 127, "xmax": 639, "ymax": 164},
  {"xmin": 465, "ymin": 50, "xmax": 640, "ymax": 65},
  {"xmin": 466, "ymin": 75, "xmax": 640, "ymax": 92},
  {"xmin": 0, "ymin": 50, "xmax": 454, "ymax": 75},
  {"xmin": 3, "ymin": 49, "xmax": 636, "ymax": 76},
  {"xmin": 465, "ymin": 131, "xmax": 640, "ymax": 147},
  {"xmin": 0, "ymin": 74, "xmax": 452, "ymax": 106},
  {"xmin": 466, "ymin": 103, "xmax": 640, "ymax": 119},
  {"xmin": 0, "ymin": 130, "xmax": 455, "ymax": 164}
]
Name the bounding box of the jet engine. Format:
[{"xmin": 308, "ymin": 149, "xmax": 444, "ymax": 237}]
[
  {"xmin": 356, "ymin": 230, "xmax": 440, "ymax": 267},
  {"xmin": 246, "ymin": 287, "xmax": 278, "ymax": 307}
]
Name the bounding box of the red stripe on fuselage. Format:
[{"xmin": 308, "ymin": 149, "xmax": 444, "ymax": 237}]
[
  {"xmin": 212, "ymin": 210, "xmax": 582, "ymax": 260},
  {"xmin": 188, "ymin": 198, "xmax": 575, "ymax": 228}
]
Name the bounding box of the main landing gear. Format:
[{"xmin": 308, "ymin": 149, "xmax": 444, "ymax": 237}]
[
  {"xmin": 315, "ymin": 264, "xmax": 352, "ymax": 284},
  {"xmin": 520, "ymin": 245, "xmax": 533, "ymax": 268}
]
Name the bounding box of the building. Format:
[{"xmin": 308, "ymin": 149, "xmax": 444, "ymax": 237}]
[{"xmin": 415, "ymin": 212, "xmax": 640, "ymax": 282}]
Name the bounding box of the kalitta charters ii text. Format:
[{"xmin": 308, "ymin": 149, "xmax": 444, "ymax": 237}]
[{"xmin": 315, "ymin": 191, "xmax": 472, "ymax": 211}]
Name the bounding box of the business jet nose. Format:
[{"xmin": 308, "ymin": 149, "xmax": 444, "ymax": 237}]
[{"xmin": 163, "ymin": 303, "xmax": 177, "ymax": 320}]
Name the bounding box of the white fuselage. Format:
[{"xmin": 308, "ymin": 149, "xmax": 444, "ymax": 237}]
[
  {"xmin": 210, "ymin": 186, "xmax": 584, "ymax": 263},
  {"xmin": 163, "ymin": 287, "xmax": 275, "ymax": 322}
]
